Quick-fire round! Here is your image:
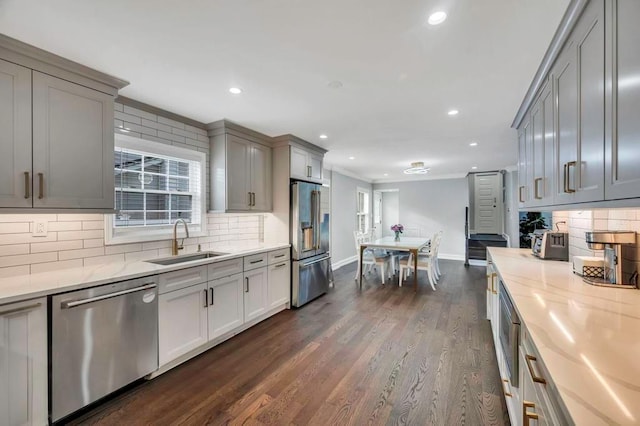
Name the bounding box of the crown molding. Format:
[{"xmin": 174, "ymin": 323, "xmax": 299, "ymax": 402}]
[
  {"xmin": 328, "ymin": 166, "xmax": 373, "ymax": 184},
  {"xmin": 372, "ymin": 172, "xmax": 468, "ymax": 184}
]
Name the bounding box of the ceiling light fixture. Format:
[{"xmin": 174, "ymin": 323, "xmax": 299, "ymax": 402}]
[
  {"xmin": 384, "ymin": 173, "xmax": 389, "ymax": 176},
  {"xmin": 319, "ymin": 134, "xmax": 328, "ymax": 139},
  {"xmin": 428, "ymin": 11, "xmax": 447, "ymax": 25},
  {"xmin": 229, "ymin": 87, "xmax": 243, "ymax": 94},
  {"xmin": 448, "ymin": 109, "xmax": 459, "ymax": 116},
  {"xmin": 471, "ymin": 166, "xmax": 478, "ymax": 170},
  {"xmin": 403, "ymin": 162, "xmax": 430, "ymax": 175},
  {"xmin": 349, "ymin": 156, "xmax": 355, "ymax": 160},
  {"xmin": 469, "ymin": 142, "xmax": 478, "ymax": 146}
]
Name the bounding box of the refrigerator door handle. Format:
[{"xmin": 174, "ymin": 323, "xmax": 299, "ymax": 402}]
[{"xmin": 315, "ymin": 190, "xmax": 322, "ymax": 250}]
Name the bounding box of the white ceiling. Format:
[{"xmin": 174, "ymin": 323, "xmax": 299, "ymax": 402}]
[{"xmin": 0, "ymin": 0, "xmax": 570, "ymax": 182}]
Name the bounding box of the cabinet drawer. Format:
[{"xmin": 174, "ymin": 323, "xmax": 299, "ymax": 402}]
[
  {"xmin": 268, "ymin": 248, "xmax": 290, "ymax": 264},
  {"xmin": 158, "ymin": 266, "xmax": 208, "ymax": 294},
  {"xmin": 244, "ymin": 253, "xmax": 268, "ymax": 271},
  {"xmin": 208, "ymin": 258, "xmax": 243, "ymax": 281}
]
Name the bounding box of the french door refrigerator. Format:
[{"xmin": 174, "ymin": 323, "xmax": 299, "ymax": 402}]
[{"xmin": 291, "ymin": 180, "xmax": 330, "ymax": 307}]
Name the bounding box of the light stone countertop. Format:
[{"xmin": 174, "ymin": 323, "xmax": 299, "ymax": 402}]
[
  {"xmin": 0, "ymin": 243, "xmax": 290, "ymax": 306},
  {"xmin": 489, "ymin": 247, "xmax": 640, "ymax": 426}
]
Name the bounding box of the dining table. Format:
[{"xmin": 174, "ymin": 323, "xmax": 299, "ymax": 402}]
[{"xmin": 358, "ymin": 236, "xmax": 431, "ymax": 291}]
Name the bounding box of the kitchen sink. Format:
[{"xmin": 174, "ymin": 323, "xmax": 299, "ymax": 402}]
[{"xmin": 146, "ymin": 251, "xmax": 228, "ymax": 265}]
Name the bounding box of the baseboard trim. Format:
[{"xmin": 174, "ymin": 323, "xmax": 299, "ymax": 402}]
[
  {"xmin": 439, "ymin": 253, "xmax": 465, "ymax": 261},
  {"xmin": 332, "ymin": 255, "xmax": 357, "ymax": 270}
]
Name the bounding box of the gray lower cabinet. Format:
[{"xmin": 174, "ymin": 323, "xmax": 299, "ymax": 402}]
[
  {"xmin": 268, "ymin": 260, "xmax": 290, "ymax": 309},
  {"xmin": 158, "ymin": 283, "xmax": 208, "ymax": 366},
  {"xmin": 605, "ymin": 0, "xmax": 640, "ymax": 200},
  {"xmin": 0, "ymin": 59, "xmax": 31, "ymax": 208},
  {"xmin": 0, "ymin": 298, "xmax": 48, "ymax": 426},
  {"xmin": 243, "ymin": 267, "xmax": 269, "ymax": 322},
  {"xmin": 207, "ymin": 273, "xmax": 244, "ymax": 340}
]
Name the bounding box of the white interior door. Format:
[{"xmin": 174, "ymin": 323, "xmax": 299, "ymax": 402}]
[
  {"xmin": 474, "ymin": 173, "xmax": 503, "ymax": 235},
  {"xmin": 372, "ymin": 190, "xmax": 383, "ymax": 239}
]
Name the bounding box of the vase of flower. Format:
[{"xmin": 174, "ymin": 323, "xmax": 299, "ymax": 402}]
[{"xmin": 391, "ymin": 224, "xmax": 404, "ymax": 241}]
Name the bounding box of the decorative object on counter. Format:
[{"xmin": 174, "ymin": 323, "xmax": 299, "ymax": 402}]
[
  {"xmin": 584, "ymin": 231, "xmax": 638, "ymax": 288},
  {"xmin": 531, "ymin": 230, "xmax": 569, "ymax": 261},
  {"xmin": 391, "ymin": 224, "xmax": 404, "ymax": 241},
  {"xmin": 572, "ymin": 256, "xmax": 605, "ymax": 279}
]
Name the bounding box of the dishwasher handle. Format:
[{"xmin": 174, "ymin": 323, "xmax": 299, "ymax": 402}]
[{"xmin": 60, "ymin": 283, "xmax": 157, "ymax": 309}]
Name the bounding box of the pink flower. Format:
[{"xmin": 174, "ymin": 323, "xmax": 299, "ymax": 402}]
[{"xmin": 391, "ymin": 224, "xmax": 404, "ymax": 233}]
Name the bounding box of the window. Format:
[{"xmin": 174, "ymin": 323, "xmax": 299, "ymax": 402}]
[
  {"xmin": 356, "ymin": 188, "xmax": 370, "ymax": 234},
  {"xmin": 105, "ymin": 135, "xmax": 206, "ymax": 244}
]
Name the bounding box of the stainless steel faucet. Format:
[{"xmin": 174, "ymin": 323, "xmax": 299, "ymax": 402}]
[{"xmin": 172, "ymin": 218, "xmax": 190, "ymax": 255}]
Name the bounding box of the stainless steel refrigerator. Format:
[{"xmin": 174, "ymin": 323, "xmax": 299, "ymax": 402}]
[{"xmin": 291, "ymin": 180, "xmax": 331, "ymax": 307}]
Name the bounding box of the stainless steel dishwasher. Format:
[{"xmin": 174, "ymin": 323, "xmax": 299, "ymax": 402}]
[{"xmin": 50, "ymin": 276, "xmax": 158, "ymax": 423}]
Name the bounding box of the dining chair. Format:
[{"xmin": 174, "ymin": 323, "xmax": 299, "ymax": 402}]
[
  {"xmin": 420, "ymin": 231, "xmax": 443, "ymax": 280},
  {"xmin": 353, "ymin": 231, "xmax": 391, "ymax": 284},
  {"xmin": 399, "ymin": 233, "xmax": 439, "ymax": 290}
]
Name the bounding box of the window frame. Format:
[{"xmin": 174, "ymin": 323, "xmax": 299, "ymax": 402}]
[
  {"xmin": 105, "ymin": 134, "xmax": 207, "ymax": 245},
  {"xmin": 356, "ymin": 187, "xmax": 371, "ymax": 234}
]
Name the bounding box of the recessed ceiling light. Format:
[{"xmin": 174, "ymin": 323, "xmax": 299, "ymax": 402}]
[
  {"xmin": 404, "ymin": 162, "xmax": 430, "ymax": 175},
  {"xmin": 472, "ymin": 166, "xmax": 478, "ymax": 170},
  {"xmin": 319, "ymin": 134, "xmax": 328, "ymax": 139},
  {"xmin": 349, "ymin": 156, "xmax": 355, "ymax": 160},
  {"xmin": 469, "ymin": 142, "xmax": 478, "ymax": 147},
  {"xmin": 229, "ymin": 87, "xmax": 243, "ymax": 94},
  {"xmin": 448, "ymin": 109, "xmax": 459, "ymax": 116},
  {"xmin": 384, "ymin": 173, "xmax": 389, "ymax": 177},
  {"xmin": 428, "ymin": 11, "xmax": 447, "ymax": 25}
]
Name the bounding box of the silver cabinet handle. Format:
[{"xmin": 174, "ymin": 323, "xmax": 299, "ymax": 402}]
[
  {"xmin": 245, "ymin": 277, "xmax": 249, "ymax": 293},
  {"xmin": 566, "ymin": 161, "xmax": 576, "ymax": 193},
  {"xmin": 210, "ymin": 287, "xmax": 214, "ymax": 305},
  {"xmin": 249, "ymin": 259, "xmax": 263, "ymax": 264},
  {"xmin": 248, "ymin": 192, "xmax": 252, "ymax": 206},
  {"xmin": 0, "ymin": 302, "xmax": 41, "ymax": 316},
  {"xmin": 274, "ymin": 254, "xmax": 285, "ymax": 258},
  {"xmin": 251, "ymin": 192, "xmax": 256, "ymax": 207},
  {"xmin": 203, "ymin": 289, "xmax": 208, "ymax": 308},
  {"xmin": 38, "ymin": 173, "xmax": 44, "ymax": 199},
  {"xmin": 519, "ymin": 186, "xmax": 525, "ymax": 203},
  {"xmin": 60, "ymin": 283, "xmax": 156, "ymax": 309},
  {"xmin": 534, "ymin": 177, "xmax": 543, "ymax": 199},
  {"xmin": 274, "ymin": 263, "xmax": 287, "ymax": 268},
  {"xmin": 24, "ymin": 171, "xmax": 30, "ymax": 199},
  {"xmin": 300, "ymin": 255, "xmax": 330, "ymax": 267}
]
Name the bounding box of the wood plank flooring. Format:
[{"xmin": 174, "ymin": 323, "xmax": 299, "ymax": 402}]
[{"xmin": 68, "ymin": 260, "xmax": 510, "ymax": 426}]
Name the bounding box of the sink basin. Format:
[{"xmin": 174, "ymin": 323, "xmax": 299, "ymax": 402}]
[{"xmin": 146, "ymin": 251, "xmax": 228, "ymax": 265}]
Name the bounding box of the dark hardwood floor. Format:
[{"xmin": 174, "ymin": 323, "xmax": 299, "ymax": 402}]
[{"xmin": 68, "ymin": 260, "xmax": 510, "ymax": 426}]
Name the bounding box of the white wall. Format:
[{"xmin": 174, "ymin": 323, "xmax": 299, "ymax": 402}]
[
  {"xmin": 329, "ymin": 171, "xmax": 372, "ymax": 267},
  {"xmin": 381, "ymin": 191, "xmax": 399, "ymax": 237},
  {"xmin": 373, "ymin": 178, "xmax": 468, "ymax": 260}
]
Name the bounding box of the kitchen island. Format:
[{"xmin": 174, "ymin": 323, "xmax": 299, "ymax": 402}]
[{"xmin": 488, "ymin": 247, "xmax": 640, "ymax": 425}]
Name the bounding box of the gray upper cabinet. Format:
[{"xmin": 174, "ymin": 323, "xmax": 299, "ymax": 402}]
[
  {"xmin": 529, "ymin": 80, "xmax": 554, "ymax": 208},
  {"xmin": 517, "ymin": 116, "xmax": 530, "ymax": 208},
  {"xmin": 0, "ymin": 59, "xmax": 31, "ymax": 208},
  {"xmin": 32, "ymin": 72, "xmax": 114, "ymax": 209},
  {"xmin": 289, "ymin": 145, "xmax": 324, "ymax": 184},
  {"xmin": 209, "ymin": 122, "xmax": 272, "ymax": 212},
  {"xmin": 0, "ymin": 35, "xmax": 127, "ymax": 212},
  {"xmin": 605, "ymin": 0, "xmax": 640, "ymax": 200}
]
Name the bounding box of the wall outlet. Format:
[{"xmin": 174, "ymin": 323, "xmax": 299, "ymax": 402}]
[{"xmin": 33, "ymin": 219, "xmax": 48, "ymax": 237}]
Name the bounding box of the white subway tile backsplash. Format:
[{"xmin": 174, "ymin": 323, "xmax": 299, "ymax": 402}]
[
  {"xmin": 0, "ymin": 233, "xmax": 58, "ymax": 245},
  {"xmin": 49, "ymin": 221, "xmax": 82, "ymax": 232},
  {"xmin": 157, "ymin": 116, "xmax": 185, "ymax": 130},
  {"xmin": 104, "ymin": 243, "xmax": 142, "ymax": 255},
  {"xmin": 58, "ymin": 230, "xmax": 103, "ymax": 241},
  {"xmin": 58, "ymin": 247, "xmax": 105, "ymax": 261},
  {"xmin": 123, "ymin": 105, "xmax": 157, "ymax": 122},
  {"xmin": 83, "ymin": 238, "xmax": 104, "ymax": 248},
  {"xmin": 31, "ymin": 240, "xmax": 83, "ymax": 254},
  {"xmin": 0, "ymin": 244, "xmax": 29, "ymax": 257},
  {"xmin": 0, "ymin": 252, "xmax": 58, "ymax": 268},
  {"xmin": 82, "ymin": 221, "xmax": 104, "ymax": 230},
  {"xmin": 0, "ymin": 223, "xmax": 30, "ymax": 234},
  {"xmin": 114, "ymin": 111, "xmax": 142, "ymax": 125},
  {"xmin": 125, "ymin": 250, "xmax": 159, "ymax": 262},
  {"xmin": 83, "ymin": 254, "xmax": 125, "ymax": 267},
  {"xmin": 30, "ymin": 259, "xmax": 83, "ymax": 274},
  {"xmin": 0, "ymin": 265, "xmax": 30, "ymax": 278}
]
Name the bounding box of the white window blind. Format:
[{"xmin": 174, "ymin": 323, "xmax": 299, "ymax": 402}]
[
  {"xmin": 356, "ymin": 188, "xmax": 370, "ymax": 234},
  {"xmin": 106, "ymin": 135, "xmax": 206, "ymax": 244}
]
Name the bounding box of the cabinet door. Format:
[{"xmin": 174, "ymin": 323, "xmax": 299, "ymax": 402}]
[
  {"xmin": 208, "ymin": 273, "xmax": 244, "ymax": 341},
  {"xmin": 290, "ymin": 146, "xmax": 309, "ymax": 180},
  {"xmin": 309, "ymin": 152, "xmax": 323, "ymax": 182},
  {"xmin": 530, "ymin": 81, "xmax": 554, "ymax": 207},
  {"xmin": 554, "ymin": 41, "xmax": 579, "ymax": 205},
  {"xmin": 268, "ymin": 261, "xmax": 290, "ymax": 309},
  {"xmin": 225, "ymin": 134, "xmax": 252, "ymax": 211},
  {"xmin": 250, "ymin": 143, "xmax": 272, "ymax": 211},
  {"xmin": 244, "ymin": 267, "xmax": 268, "ymax": 322},
  {"xmin": 517, "ymin": 117, "xmax": 531, "ymax": 208},
  {"xmin": 520, "ymin": 350, "xmax": 550, "ymax": 426},
  {"xmin": 0, "ymin": 298, "xmax": 47, "ymax": 426},
  {"xmin": 0, "ymin": 60, "xmax": 32, "ymax": 209},
  {"xmin": 574, "ymin": 0, "xmax": 605, "ymax": 203},
  {"xmin": 158, "ymin": 283, "xmax": 208, "ymax": 366},
  {"xmin": 32, "ymin": 72, "xmax": 114, "ymax": 209},
  {"xmin": 605, "ymin": 1, "xmax": 640, "ymax": 199}
]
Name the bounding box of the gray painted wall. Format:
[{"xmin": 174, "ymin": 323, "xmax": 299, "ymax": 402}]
[
  {"xmin": 381, "ymin": 191, "xmax": 399, "ymax": 237},
  {"xmin": 504, "ymin": 171, "xmax": 519, "ymax": 247},
  {"xmin": 373, "ymin": 178, "xmax": 469, "ymax": 259},
  {"xmin": 330, "ymin": 171, "xmax": 373, "ymax": 265}
]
